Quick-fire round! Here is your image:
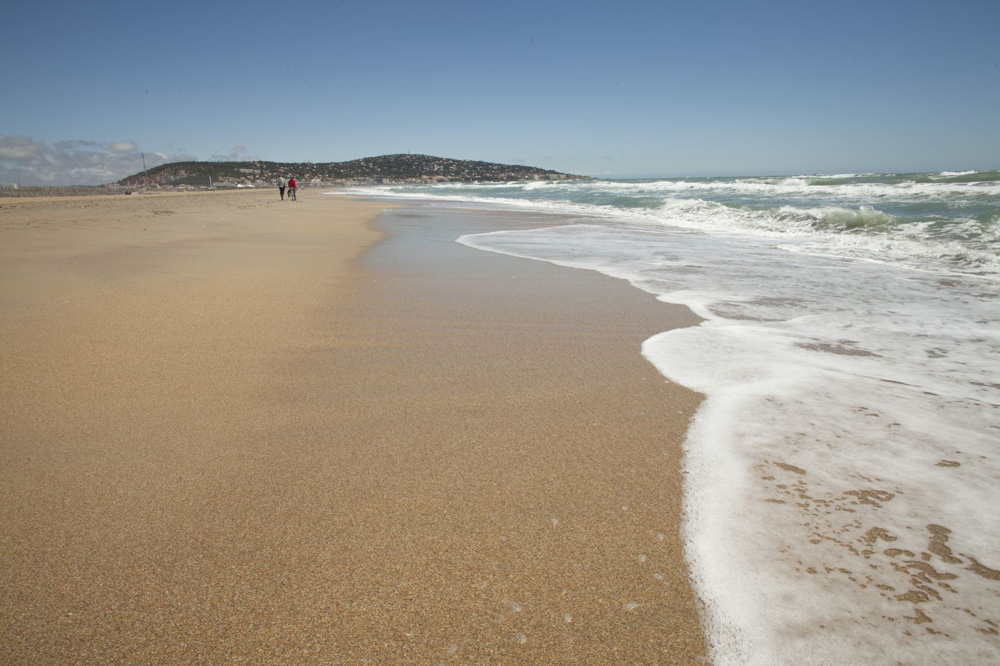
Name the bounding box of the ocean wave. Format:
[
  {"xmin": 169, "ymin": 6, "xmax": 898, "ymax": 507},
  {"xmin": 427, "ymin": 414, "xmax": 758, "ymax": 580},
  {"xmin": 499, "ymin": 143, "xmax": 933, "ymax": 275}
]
[
  {"xmin": 342, "ymin": 171, "xmax": 1000, "ymax": 206},
  {"xmin": 332, "ymin": 172, "xmax": 1000, "ymax": 275},
  {"xmin": 799, "ymin": 205, "xmax": 898, "ymax": 232}
]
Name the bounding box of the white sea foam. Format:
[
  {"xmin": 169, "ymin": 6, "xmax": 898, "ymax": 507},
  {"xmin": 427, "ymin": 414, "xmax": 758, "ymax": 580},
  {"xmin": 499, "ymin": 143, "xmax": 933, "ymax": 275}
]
[
  {"xmin": 456, "ymin": 221, "xmax": 1000, "ymax": 665},
  {"xmin": 335, "ymin": 173, "xmax": 1000, "ymax": 663},
  {"xmin": 509, "ymin": 175, "xmax": 1000, "ymax": 202}
]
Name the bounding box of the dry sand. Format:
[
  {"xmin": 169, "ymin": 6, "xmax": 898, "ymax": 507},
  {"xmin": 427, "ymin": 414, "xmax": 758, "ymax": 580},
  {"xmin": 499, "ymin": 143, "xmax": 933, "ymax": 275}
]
[{"xmin": 1, "ymin": 189, "xmax": 706, "ymax": 663}]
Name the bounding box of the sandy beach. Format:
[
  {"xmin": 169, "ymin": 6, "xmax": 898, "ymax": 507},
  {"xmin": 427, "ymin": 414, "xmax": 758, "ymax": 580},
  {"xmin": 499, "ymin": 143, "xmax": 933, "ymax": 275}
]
[{"xmin": 1, "ymin": 189, "xmax": 706, "ymax": 663}]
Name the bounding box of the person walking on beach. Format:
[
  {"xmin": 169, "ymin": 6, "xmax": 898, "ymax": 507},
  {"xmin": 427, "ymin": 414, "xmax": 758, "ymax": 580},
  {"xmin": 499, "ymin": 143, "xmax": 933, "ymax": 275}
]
[
  {"xmin": 277, "ymin": 175, "xmax": 286, "ymax": 200},
  {"xmin": 288, "ymin": 176, "xmax": 297, "ymax": 201}
]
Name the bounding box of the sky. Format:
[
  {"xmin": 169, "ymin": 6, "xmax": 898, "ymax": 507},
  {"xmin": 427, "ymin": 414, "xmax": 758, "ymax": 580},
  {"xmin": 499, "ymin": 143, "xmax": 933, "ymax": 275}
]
[{"xmin": 2, "ymin": 0, "xmax": 999, "ymax": 184}]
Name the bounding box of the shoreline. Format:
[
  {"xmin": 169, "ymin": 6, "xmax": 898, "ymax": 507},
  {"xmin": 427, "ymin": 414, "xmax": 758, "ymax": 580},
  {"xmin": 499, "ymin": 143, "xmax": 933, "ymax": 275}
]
[{"xmin": 0, "ymin": 190, "xmax": 707, "ymax": 663}]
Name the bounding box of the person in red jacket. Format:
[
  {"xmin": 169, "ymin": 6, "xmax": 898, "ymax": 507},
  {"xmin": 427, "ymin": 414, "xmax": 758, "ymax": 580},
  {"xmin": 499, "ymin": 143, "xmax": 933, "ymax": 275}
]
[{"xmin": 287, "ymin": 176, "xmax": 297, "ymax": 201}]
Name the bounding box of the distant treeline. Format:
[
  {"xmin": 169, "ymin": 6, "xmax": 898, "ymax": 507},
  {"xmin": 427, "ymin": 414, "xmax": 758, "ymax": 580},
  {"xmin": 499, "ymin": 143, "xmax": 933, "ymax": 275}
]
[{"xmin": 0, "ymin": 184, "xmax": 134, "ymax": 198}]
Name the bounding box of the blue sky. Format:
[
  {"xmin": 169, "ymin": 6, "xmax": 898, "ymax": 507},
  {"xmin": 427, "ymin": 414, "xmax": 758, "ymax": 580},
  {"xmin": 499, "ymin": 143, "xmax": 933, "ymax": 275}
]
[{"xmin": 2, "ymin": 0, "xmax": 998, "ymax": 184}]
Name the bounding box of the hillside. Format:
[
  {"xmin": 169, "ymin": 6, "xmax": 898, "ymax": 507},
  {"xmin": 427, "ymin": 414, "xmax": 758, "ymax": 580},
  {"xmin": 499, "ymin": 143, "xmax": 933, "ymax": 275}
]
[{"xmin": 117, "ymin": 154, "xmax": 583, "ymax": 189}]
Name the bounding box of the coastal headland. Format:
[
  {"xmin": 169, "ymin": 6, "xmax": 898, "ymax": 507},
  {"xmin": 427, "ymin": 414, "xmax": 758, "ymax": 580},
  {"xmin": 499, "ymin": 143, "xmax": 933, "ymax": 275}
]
[
  {"xmin": 115, "ymin": 154, "xmax": 585, "ymax": 191},
  {"xmin": 0, "ymin": 189, "xmax": 705, "ymax": 663}
]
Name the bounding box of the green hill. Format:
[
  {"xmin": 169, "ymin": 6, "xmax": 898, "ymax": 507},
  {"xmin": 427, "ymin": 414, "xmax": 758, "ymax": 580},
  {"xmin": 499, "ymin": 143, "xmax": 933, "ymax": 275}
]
[{"xmin": 118, "ymin": 154, "xmax": 583, "ymax": 188}]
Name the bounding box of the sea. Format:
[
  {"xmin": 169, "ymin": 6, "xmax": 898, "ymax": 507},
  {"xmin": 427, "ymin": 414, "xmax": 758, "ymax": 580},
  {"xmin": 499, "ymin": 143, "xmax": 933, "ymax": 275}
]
[{"xmin": 335, "ymin": 170, "xmax": 1000, "ymax": 665}]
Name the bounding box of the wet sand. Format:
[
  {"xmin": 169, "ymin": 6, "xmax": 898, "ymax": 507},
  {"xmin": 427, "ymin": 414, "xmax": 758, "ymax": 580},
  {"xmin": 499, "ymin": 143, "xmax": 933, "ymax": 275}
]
[{"xmin": 1, "ymin": 190, "xmax": 706, "ymax": 663}]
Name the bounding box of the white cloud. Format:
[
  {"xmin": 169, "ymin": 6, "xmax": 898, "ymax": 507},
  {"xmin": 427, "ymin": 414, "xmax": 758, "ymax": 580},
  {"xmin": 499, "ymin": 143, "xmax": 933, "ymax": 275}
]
[
  {"xmin": 0, "ymin": 135, "xmax": 41, "ymax": 161},
  {"xmin": 54, "ymin": 140, "xmax": 103, "ymax": 150},
  {"xmin": 0, "ymin": 134, "xmax": 195, "ymax": 185},
  {"xmin": 110, "ymin": 141, "xmax": 138, "ymax": 153}
]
